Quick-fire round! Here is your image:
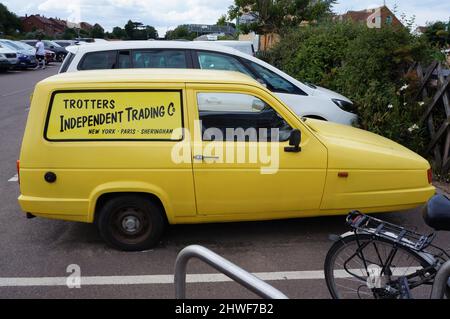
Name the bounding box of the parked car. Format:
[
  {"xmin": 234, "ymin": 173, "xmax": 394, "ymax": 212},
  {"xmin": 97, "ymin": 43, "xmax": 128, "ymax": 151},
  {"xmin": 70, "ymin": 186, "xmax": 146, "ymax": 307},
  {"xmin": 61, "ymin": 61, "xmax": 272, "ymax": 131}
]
[
  {"xmin": 0, "ymin": 43, "xmax": 18, "ymax": 71},
  {"xmin": 18, "ymin": 69, "xmax": 434, "ymax": 250},
  {"xmin": 196, "ymin": 40, "xmax": 256, "ymax": 56},
  {"xmin": 54, "ymin": 40, "xmax": 79, "ymax": 48},
  {"xmin": 0, "ymin": 39, "xmax": 36, "ymax": 69},
  {"xmin": 59, "ymin": 41, "xmax": 357, "ymax": 125},
  {"xmin": 21, "ymin": 40, "xmax": 67, "ymax": 62},
  {"xmin": 45, "ymin": 49, "xmax": 56, "ymax": 64}
]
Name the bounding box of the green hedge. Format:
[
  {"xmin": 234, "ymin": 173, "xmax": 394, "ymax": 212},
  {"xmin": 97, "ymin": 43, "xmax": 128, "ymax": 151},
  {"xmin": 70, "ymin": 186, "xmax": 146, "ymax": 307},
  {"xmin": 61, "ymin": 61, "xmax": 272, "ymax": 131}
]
[{"xmin": 266, "ymin": 21, "xmax": 441, "ymax": 155}]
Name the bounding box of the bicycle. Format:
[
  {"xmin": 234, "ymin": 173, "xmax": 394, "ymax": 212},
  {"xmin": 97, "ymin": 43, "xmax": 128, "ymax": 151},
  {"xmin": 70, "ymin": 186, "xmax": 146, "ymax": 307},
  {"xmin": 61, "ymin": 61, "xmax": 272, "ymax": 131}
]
[{"xmin": 324, "ymin": 194, "xmax": 450, "ymax": 299}]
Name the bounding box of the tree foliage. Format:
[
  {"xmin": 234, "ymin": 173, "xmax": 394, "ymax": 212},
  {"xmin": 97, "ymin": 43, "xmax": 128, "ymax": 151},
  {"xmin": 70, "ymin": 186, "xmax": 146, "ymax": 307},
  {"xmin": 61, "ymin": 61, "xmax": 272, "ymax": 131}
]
[
  {"xmin": 110, "ymin": 20, "xmax": 158, "ymax": 40},
  {"xmin": 424, "ymin": 21, "xmax": 450, "ymax": 48},
  {"xmin": 267, "ymin": 21, "xmax": 439, "ymax": 153},
  {"xmin": 90, "ymin": 24, "xmax": 105, "ymax": 38},
  {"xmin": 165, "ymin": 26, "xmax": 196, "ymax": 40},
  {"xmin": 228, "ymin": 0, "xmax": 335, "ymax": 34},
  {"xmin": 0, "ymin": 3, "xmax": 22, "ymax": 35}
]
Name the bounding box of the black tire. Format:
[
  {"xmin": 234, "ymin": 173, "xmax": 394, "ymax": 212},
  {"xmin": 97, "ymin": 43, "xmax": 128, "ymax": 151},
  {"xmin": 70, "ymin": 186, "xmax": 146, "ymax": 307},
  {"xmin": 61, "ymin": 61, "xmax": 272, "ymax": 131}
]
[
  {"xmin": 97, "ymin": 195, "xmax": 165, "ymax": 251},
  {"xmin": 324, "ymin": 234, "xmax": 433, "ymax": 299}
]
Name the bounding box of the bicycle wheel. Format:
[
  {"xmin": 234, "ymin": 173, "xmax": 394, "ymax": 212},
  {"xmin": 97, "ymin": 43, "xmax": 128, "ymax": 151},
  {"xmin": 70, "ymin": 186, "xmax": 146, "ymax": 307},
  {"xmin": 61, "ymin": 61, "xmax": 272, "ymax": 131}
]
[{"xmin": 325, "ymin": 234, "xmax": 434, "ymax": 299}]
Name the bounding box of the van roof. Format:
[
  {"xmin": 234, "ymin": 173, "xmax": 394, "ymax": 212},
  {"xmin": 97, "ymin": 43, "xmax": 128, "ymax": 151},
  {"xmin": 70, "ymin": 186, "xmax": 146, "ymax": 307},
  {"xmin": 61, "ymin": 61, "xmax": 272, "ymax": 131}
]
[{"xmin": 39, "ymin": 68, "xmax": 261, "ymax": 86}]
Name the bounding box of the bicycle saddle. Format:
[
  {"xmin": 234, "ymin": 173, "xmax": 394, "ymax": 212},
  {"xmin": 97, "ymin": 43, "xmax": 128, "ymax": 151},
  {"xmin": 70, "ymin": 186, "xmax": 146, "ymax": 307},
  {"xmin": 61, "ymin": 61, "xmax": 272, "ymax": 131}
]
[{"xmin": 423, "ymin": 194, "xmax": 450, "ymax": 231}]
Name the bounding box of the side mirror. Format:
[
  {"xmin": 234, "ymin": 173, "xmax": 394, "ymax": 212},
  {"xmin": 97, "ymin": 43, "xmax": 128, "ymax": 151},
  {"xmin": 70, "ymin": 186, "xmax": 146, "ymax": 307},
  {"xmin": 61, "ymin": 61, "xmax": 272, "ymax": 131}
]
[
  {"xmin": 284, "ymin": 129, "xmax": 302, "ymax": 153},
  {"xmin": 256, "ymin": 78, "xmax": 268, "ymax": 88},
  {"xmin": 252, "ymin": 99, "xmax": 266, "ymax": 112}
]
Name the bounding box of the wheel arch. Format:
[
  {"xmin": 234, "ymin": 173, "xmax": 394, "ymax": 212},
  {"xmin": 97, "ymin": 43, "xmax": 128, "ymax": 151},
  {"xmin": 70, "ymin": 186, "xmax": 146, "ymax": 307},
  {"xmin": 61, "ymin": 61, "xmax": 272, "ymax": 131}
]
[{"xmin": 88, "ymin": 182, "xmax": 173, "ymax": 224}]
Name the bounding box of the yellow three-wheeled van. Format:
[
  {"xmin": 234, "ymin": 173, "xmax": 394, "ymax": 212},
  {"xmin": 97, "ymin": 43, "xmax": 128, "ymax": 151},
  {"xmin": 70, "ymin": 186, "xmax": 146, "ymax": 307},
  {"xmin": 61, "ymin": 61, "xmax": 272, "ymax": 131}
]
[{"xmin": 18, "ymin": 69, "xmax": 435, "ymax": 250}]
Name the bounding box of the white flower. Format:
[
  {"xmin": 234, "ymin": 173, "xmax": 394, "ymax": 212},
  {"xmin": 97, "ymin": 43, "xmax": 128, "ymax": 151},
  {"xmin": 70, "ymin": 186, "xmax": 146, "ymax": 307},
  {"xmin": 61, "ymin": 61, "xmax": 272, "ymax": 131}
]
[
  {"xmin": 404, "ymin": 102, "xmax": 407, "ymax": 106},
  {"xmin": 408, "ymin": 124, "xmax": 419, "ymax": 132},
  {"xmin": 400, "ymin": 84, "xmax": 409, "ymax": 91},
  {"xmin": 418, "ymin": 101, "xmax": 425, "ymax": 106},
  {"xmin": 388, "ymin": 104, "xmax": 394, "ymax": 109}
]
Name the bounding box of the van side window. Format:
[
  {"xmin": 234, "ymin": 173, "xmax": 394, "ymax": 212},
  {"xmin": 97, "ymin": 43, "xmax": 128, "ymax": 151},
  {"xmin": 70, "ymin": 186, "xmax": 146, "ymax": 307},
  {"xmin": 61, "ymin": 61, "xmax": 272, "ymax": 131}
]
[
  {"xmin": 197, "ymin": 93, "xmax": 292, "ymax": 142},
  {"xmin": 118, "ymin": 50, "xmax": 131, "ymax": 68},
  {"xmin": 132, "ymin": 50, "xmax": 187, "ymax": 68},
  {"xmin": 79, "ymin": 51, "xmax": 117, "ymax": 70},
  {"xmin": 248, "ymin": 61, "xmax": 307, "ymax": 95},
  {"xmin": 197, "ymin": 51, "xmax": 254, "ymax": 78}
]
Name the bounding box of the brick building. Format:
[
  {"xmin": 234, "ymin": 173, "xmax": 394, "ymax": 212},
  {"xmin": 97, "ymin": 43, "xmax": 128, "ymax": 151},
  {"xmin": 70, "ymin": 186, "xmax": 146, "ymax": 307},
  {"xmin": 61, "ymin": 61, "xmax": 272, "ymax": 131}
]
[
  {"xmin": 21, "ymin": 15, "xmax": 64, "ymax": 36},
  {"xmin": 21, "ymin": 14, "xmax": 101, "ymax": 37},
  {"xmin": 338, "ymin": 5, "xmax": 403, "ymax": 29}
]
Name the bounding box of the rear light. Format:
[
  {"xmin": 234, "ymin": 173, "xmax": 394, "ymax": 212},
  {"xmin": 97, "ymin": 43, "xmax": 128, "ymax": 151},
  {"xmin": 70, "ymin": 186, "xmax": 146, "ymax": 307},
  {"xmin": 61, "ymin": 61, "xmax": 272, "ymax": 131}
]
[
  {"xmin": 16, "ymin": 160, "xmax": 20, "ymax": 184},
  {"xmin": 427, "ymin": 168, "xmax": 433, "ymax": 184}
]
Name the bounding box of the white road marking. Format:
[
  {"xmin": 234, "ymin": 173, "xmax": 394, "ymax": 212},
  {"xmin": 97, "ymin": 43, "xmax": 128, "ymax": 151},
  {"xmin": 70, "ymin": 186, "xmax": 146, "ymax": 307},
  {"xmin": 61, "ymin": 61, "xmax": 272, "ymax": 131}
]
[
  {"xmin": 0, "ymin": 267, "xmax": 419, "ymax": 287},
  {"xmin": 8, "ymin": 174, "xmax": 18, "ymax": 182}
]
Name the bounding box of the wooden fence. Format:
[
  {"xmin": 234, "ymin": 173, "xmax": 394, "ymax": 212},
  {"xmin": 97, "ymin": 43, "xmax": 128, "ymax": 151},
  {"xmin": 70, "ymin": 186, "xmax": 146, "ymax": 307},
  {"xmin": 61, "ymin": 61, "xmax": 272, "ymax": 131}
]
[{"xmin": 410, "ymin": 61, "xmax": 450, "ymax": 174}]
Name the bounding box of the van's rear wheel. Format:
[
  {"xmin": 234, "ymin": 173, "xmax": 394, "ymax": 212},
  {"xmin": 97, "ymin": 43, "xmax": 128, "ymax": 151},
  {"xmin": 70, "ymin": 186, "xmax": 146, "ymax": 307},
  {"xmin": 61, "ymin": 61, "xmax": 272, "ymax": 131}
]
[{"xmin": 97, "ymin": 195, "xmax": 165, "ymax": 251}]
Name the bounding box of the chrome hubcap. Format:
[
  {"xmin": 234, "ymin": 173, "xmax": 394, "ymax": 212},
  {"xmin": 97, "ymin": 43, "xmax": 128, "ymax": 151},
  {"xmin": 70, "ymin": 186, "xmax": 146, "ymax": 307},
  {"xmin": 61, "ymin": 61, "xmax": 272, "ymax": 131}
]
[{"xmin": 121, "ymin": 215, "xmax": 141, "ymax": 233}]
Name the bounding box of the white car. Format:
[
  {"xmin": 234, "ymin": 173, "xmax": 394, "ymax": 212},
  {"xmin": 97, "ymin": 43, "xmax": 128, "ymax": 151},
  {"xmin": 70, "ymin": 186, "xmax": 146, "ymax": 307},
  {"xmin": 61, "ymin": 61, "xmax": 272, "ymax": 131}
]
[
  {"xmin": 60, "ymin": 41, "xmax": 357, "ymax": 125},
  {"xmin": 0, "ymin": 44, "xmax": 18, "ymax": 70},
  {"xmin": 195, "ymin": 40, "xmax": 256, "ymax": 56}
]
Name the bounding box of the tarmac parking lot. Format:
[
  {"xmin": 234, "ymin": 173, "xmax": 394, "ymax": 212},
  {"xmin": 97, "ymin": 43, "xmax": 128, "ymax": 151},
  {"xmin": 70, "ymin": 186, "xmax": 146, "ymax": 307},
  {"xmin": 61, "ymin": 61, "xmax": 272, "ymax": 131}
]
[{"xmin": 0, "ymin": 65, "xmax": 449, "ymax": 299}]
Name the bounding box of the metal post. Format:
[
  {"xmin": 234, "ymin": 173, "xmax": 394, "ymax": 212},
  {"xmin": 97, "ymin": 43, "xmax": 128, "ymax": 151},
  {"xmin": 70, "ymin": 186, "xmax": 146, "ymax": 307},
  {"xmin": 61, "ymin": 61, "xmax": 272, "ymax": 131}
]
[
  {"xmin": 431, "ymin": 260, "xmax": 450, "ymax": 299},
  {"xmin": 174, "ymin": 245, "xmax": 288, "ymax": 299}
]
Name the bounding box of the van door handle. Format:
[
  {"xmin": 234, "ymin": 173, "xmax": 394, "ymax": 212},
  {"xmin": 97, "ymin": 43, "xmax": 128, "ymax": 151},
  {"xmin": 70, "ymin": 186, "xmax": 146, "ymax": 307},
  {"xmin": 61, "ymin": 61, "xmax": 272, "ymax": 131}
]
[{"xmin": 193, "ymin": 155, "xmax": 220, "ymax": 161}]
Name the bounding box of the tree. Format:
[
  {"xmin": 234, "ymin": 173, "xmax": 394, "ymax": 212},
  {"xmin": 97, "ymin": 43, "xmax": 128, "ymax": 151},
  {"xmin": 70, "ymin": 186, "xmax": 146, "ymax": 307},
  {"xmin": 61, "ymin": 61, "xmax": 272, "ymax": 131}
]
[
  {"xmin": 165, "ymin": 26, "xmax": 196, "ymax": 40},
  {"xmin": 123, "ymin": 20, "xmax": 158, "ymax": 40},
  {"xmin": 0, "ymin": 3, "xmax": 22, "ymax": 35},
  {"xmin": 228, "ymin": 0, "xmax": 336, "ymax": 35},
  {"xmin": 124, "ymin": 20, "xmax": 135, "ymax": 39},
  {"xmin": 62, "ymin": 28, "xmax": 78, "ymax": 40},
  {"xmin": 217, "ymin": 14, "xmax": 228, "ymax": 26},
  {"xmin": 111, "ymin": 26, "xmax": 127, "ymax": 39},
  {"xmin": 145, "ymin": 25, "xmax": 158, "ymax": 39},
  {"xmin": 424, "ymin": 21, "xmax": 450, "ymax": 48},
  {"xmin": 90, "ymin": 24, "xmax": 105, "ymax": 38}
]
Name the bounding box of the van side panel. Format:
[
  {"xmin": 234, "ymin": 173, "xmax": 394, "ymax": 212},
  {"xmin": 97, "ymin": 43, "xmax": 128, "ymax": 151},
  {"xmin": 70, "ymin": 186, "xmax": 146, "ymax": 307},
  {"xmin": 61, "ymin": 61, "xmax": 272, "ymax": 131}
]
[{"xmin": 19, "ymin": 83, "xmax": 196, "ymax": 223}]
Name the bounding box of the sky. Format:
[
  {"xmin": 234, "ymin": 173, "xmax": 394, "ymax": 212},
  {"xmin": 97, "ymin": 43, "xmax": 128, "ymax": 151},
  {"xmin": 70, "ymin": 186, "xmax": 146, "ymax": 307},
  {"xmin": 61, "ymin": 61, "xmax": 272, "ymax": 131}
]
[{"xmin": 2, "ymin": 0, "xmax": 450, "ymax": 37}]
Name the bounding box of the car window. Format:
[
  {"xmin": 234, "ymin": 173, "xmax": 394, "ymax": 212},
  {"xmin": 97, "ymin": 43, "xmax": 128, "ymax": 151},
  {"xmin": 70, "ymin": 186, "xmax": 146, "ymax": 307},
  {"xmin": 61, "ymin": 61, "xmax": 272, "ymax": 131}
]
[
  {"xmin": 118, "ymin": 50, "xmax": 131, "ymax": 68},
  {"xmin": 132, "ymin": 50, "xmax": 187, "ymax": 68},
  {"xmin": 79, "ymin": 51, "xmax": 117, "ymax": 70},
  {"xmin": 24, "ymin": 41, "xmax": 37, "ymax": 47},
  {"xmin": 44, "ymin": 40, "xmax": 60, "ymax": 48},
  {"xmin": 0, "ymin": 41, "xmax": 19, "ymax": 50},
  {"xmin": 59, "ymin": 53, "xmax": 75, "ymax": 73},
  {"xmin": 197, "ymin": 92, "xmax": 292, "ymax": 142},
  {"xmin": 197, "ymin": 51, "xmax": 254, "ymax": 77},
  {"xmin": 248, "ymin": 61, "xmax": 306, "ymax": 95}
]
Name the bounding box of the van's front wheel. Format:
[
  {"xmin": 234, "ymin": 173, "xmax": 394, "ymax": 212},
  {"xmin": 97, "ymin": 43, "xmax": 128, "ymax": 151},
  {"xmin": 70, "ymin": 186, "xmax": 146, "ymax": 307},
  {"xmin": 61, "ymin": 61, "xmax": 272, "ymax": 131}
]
[{"xmin": 97, "ymin": 195, "xmax": 165, "ymax": 251}]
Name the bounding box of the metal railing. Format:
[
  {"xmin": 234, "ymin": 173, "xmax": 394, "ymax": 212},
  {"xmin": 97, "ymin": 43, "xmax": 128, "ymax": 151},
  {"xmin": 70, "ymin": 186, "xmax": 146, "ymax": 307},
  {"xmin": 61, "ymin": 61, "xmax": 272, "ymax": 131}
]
[
  {"xmin": 174, "ymin": 245, "xmax": 289, "ymax": 299},
  {"xmin": 431, "ymin": 260, "xmax": 450, "ymax": 299}
]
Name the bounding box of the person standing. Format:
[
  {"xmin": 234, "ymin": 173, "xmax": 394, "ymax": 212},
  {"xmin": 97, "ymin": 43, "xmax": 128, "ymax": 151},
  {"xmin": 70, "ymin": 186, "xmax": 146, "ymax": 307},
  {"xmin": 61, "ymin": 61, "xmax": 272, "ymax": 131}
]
[{"xmin": 35, "ymin": 36, "xmax": 46, "ymax": 70}]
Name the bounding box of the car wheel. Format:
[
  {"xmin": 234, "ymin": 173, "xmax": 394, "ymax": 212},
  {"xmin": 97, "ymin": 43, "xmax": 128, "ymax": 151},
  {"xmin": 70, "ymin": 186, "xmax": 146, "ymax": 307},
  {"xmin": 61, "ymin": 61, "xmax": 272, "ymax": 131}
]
[{"xmin": 97, "ymin": 194, "xmax": 165, "ymax": 251}]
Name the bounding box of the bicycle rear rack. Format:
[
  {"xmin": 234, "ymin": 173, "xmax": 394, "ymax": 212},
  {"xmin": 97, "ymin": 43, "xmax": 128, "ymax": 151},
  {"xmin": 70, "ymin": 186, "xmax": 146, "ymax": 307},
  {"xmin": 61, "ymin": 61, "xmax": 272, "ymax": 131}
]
[
  {"xmin": 174, "ymin": 245, "xmax": 289, "ymax": 299},
  {"xmin": 346, "ymin": 211, "xmax": 435, "ymax": 252}
]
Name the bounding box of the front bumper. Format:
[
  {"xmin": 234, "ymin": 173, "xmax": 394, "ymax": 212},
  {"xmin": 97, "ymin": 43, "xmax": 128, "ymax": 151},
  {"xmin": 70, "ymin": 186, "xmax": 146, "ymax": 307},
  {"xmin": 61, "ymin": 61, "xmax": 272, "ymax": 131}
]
[{"xmin": 16, "ymin": 56, "xmax": 37, "ymax": 68}]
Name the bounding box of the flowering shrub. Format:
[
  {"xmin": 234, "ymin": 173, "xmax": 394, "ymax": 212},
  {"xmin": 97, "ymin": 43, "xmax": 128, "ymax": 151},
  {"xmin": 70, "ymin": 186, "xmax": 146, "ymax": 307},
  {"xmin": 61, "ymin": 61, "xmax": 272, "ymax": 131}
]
[{"xmin": 267, "ymin": 21, "xmax": 440, "ymax": 154}]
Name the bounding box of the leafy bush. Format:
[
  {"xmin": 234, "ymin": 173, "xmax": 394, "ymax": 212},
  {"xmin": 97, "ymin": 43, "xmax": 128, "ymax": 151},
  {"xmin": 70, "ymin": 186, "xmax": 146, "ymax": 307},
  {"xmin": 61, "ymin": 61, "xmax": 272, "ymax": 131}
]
[{"xmin": 267, "ymin": 21, "xmax": 440, "ymax": 154}]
